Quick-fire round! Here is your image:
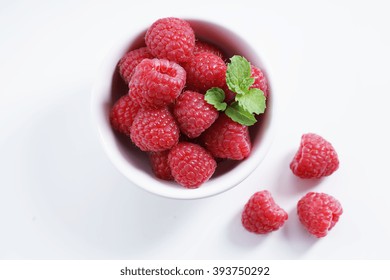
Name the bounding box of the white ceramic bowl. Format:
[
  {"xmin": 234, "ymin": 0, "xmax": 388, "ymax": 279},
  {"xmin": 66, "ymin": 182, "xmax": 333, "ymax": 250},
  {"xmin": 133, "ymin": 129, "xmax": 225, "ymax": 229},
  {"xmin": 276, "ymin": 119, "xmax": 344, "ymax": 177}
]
[{"xmin": 91, "ymin": 19, "xmax": 275, "ymax": 199}]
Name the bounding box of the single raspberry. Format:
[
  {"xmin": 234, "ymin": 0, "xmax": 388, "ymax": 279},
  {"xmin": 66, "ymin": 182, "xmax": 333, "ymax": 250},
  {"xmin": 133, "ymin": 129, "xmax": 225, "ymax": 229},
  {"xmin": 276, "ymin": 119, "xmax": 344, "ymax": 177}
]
[
  {"xmin": 184, "ymin": 52, "xmax": 227, "ymax": 93},
  {"xmin": 173, "ymin": 90, "xmax": 219, "ymax": 138},
  {"xmin": 297, "ymin": 192, "xmax": 343, "ymax": 238},
  {"xmin": 118, "ymin": 47, "xmax": 154, "ymax": 84},
  {"xmin": 290, "ymin": 133, "xmax": 339, "ymax": 179},
  {"xmin": 149, "ymin": 150, "xmax": 173, "ymax": 181},
  {"xmin": 194, "ymin": 41, "xmax": 223, "ymax": 58},
  {"xmin": 145, "ymin": 17, "xmax": 195, "ymax": 63},
  {"xmin": 201, "ymin": 113, "xmax": 251, "ymax": 160},
  {"xmin": 250, "ymin": 65, "xmax": 269, "ymax": 98},
  {"xmin": 242, "ymin": 190, "xmax": 288, "ymax": 234},
  {"xmin": 129, "ymin": 58, "xmax": 186, "ymax": 108},
  {"xmin": 109, "ymin": 94, "xmax": 140, "ymax": 136},
  {"xmin": 168, "ymin": 142, "xmax": 216, "ymax": 188},
  {"xmin": 130, "ymin": 107, "xmax": 179, "ymax": 152}
]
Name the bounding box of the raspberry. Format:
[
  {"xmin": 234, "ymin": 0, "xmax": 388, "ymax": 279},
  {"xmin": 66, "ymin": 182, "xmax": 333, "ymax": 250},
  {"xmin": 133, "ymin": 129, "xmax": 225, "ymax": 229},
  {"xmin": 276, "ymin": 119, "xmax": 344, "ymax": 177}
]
[
  {"xmin": 290, "ymin": 133, "xmax": 339, "ymax": 179},
  {"xmin": 242, "ymin": 190, "xmax": 288, "ymax": 234},
  {"xmin": 201, "ymin": 113, "xmax": 251, "ymax": 160},
  {"xmin": 149, "ymin": 150, "xmax": 173, "ymax": 181},
  {"xmin": 130, "ymin": 107, "xmax": 179, "ymax": 152},
  {"xmin": 145, "ymin": 17, "xmax": 195, "ymax": 63},
  {"xmin": 173, "ymin": 90, "xmax": 219, "ymax": 138},
  {"xmin": 297, "ymin": 192, "xmax": 343, "ymax": 238},
  {"xmin": 194, "ymin": 41, "xmax": 223, "ymax": 58},
  {"xmin": 109, "ymin": 94, "xmax": 140, "ymax": 136},
  {"xmin": 184, "ymin": 52, "xmax": 227, "ymax": 93},
  {"xmin": 168, "ymin": 142, "xmax": 216, "ymax": 188},
  {"xmin": 250, "ymin": 65, "xmax": 269, "ymax": 98},
  {"xmin": 118, "ymin": 47, "xmax": 154, "ymax": 84},
  {"xmin": 129, "ymin": 58, "xmax": 186, "ymax": 108}
]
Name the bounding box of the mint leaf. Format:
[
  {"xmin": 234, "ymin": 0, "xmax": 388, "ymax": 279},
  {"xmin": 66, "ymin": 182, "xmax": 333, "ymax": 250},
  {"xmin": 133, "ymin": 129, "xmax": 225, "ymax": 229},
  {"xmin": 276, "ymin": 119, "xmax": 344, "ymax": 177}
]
[
  {"xmin": 203, "ymin": 55, "xmax": 267, "ymax": 127},
  {"xmin": 205, "ymin": 87, "xmax": 227, "ymax": 111},
  {"xmin": 226, "ymin": 55, "xmax": 254, "ymax": 95},
  {"xmin": 235, "ymin": 88, "xmax": 266, "ymax": 114},
  {"xmin": 225, "ymin": 102, "xmax": 257, "ymax": 126}
]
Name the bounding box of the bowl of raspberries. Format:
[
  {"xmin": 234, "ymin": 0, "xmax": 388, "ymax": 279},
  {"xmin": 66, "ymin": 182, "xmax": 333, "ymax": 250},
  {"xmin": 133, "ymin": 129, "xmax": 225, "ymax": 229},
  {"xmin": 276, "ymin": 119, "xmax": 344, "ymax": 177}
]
[{"xmin": 92, "ymin": 17, "xmax": 274, "ymax": 199}]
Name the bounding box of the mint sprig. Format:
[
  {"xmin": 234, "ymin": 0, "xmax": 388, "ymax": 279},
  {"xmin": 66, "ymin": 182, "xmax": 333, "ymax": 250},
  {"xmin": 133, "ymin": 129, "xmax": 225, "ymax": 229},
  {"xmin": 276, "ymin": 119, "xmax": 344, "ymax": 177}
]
[{"xmin": 204, "ymin": 55, "xmax": 266, "ymax": 126}]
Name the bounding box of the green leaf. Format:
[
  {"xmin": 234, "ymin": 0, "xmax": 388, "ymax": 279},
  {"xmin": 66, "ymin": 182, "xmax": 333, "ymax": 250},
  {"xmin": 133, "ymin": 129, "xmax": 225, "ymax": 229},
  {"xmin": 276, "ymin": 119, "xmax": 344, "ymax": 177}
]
[
  {"xmin": 226, "ymin": 55, "xmax": 254, "ymax": 95},
  {"xmin": 225, "ymin": 102, "xmax": 257, "ymax": 126},
  {"xmin": 204, "ymin": 87, "xmax": 227, "ymax": 111},
  {"xmin": 235, "ymin": 88, "xmax": 266, "ymax": 114}
]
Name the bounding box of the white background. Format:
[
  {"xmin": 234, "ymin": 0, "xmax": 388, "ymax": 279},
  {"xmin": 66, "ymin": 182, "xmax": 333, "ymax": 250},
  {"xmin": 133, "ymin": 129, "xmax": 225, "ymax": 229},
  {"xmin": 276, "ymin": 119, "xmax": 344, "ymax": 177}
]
[{"xmin": 1, "ymin": 0, "xmax": 390, "ymax": 259}]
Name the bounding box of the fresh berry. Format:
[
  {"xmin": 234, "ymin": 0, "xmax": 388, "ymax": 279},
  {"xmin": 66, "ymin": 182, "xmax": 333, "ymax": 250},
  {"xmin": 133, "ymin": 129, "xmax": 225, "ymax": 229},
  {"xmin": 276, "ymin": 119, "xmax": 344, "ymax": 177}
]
[
  {"xmin": 173, "ymin": 90, "xmax": 219, "ymax": 138},
  {"xmin": 184, "ymin": 52, "xmax": 227, "ymax": 93},
  {"xmin": 129, "ymin": 58, "xmax": 186, "ymax": 108},
  {"xmin": 168, "ymin": 142, "xmax": 216, "ymax": 188},
  {"xmin": 145, "ymin": 17, "xmax": 195, "ymax": 63},
  {"xmin": 149, "ymin": 150, "xmax": 173, "ymax": 180},
  {"xmin": 109, "ymin": 95, "xmax": 140, "ymax": 136},
  {"xmin": 242, "ymin": 190, "xmax": 288, "ymax": 234},
  {"xmin": 290, "ymin": 133, "xmax": 339, "ymax": 179},
  {"xmin": 130, "ymin": 107, "xmax": 179, "ymax": 152},
  {"xmin": 201, "ymin": 113, "xmax": 251, "ymax": 160},
  {"xmin": 297, "ymin": 192, "xmax": 343, "ymax": 238},
  {"xmin": 118, "ymin": 47, "xmax": 154, "ymax": 84},
  {"xmin": 194, "ymin": 41, "xmax": 223, "ymax": 58},
  {"xmin": 250, "ymin": 65, "xmax": 269, "ymax": 98}
]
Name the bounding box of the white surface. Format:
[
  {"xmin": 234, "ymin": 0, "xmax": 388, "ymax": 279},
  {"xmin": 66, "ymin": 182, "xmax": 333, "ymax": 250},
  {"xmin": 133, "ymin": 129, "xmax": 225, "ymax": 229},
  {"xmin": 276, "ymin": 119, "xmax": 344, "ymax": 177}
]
[{"xmin": 1, "ymin": 0, "xmax": 389, "ymax": 259}]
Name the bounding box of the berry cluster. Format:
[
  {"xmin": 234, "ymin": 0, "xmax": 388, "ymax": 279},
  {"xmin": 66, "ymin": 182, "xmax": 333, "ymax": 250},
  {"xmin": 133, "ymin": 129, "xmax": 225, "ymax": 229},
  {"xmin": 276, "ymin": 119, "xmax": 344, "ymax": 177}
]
[
  {"xmin": 110, "ymin": 17, "xmax": 344, "ymax": 239},
  {"xmin": 110, "ymin": 17, "xmax": 268, "ymax": 189},
  {"xmin": 242, "ymin": 133, "xmax": 342, "ymax": 238}
]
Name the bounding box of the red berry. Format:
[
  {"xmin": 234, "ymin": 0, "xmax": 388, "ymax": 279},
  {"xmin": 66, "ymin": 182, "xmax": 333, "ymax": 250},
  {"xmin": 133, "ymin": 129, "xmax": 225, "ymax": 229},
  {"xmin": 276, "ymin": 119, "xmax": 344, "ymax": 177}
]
[
  {"xmin": 168, "ymin": 142, "xmax": 216, "ymax": 188},
  {"xmin": 129, "ymin": 58, "xmax": 186, "ymax": 108},
  {"xmin": 297, "ymin": 192, "xmax": 343, "ymax": 238},
  {"xmin": 118, "ymin": 47, "xmax": 154, "ymax": 84},
  {"xmin": 130, "ymin": 107, "xmax": 179, "ymax": 152},
  {"xmin": 149, "ymin": 150, "xmax": 173, "ymax": 181},
  {"xmin": 145, "ymin": 17, "xmax": 195, "ymax": 63},
  {"xmin": 250, "ymin": 65, "xmax": 269, "ymax": 98},
  {"xmin": 242, "ymin": 190, "xmax": 288, "ymax": 234},
  {"xmin": 184, "ymin": 52, "xmax": 227, "ymax": 93},
  {"xmin": 290, "ymin": 133, "xmax": 339, "ymax": 179},
  {"xmin": 173, "ymin": 90, "xmax": 219, "ymax": 138},
  {"xmin": 201, "ymin": 113, "xmax": 251, "ymax": 160},
  {"xmin": 193, "ymin": 41, "xmax": 223, "ymax": 58},
  {"xmin": 109, "ymin": 95, "xmax": 140, "ymax": 136}
]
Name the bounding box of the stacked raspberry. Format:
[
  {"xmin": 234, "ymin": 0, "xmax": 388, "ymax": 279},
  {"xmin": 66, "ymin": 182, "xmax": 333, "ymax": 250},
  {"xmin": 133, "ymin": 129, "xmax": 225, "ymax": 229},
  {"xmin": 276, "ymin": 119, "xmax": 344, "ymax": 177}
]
[{"xmin": 110, "ymin": 17, "xmax": 269, "ymax": 189}]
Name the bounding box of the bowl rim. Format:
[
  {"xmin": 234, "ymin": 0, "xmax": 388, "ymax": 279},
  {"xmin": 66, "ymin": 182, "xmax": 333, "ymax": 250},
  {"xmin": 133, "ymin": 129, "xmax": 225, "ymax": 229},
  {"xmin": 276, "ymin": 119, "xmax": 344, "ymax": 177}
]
[{"xmin": 90, "ymin": 18, "xmax": 276, "ymax": 200}]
